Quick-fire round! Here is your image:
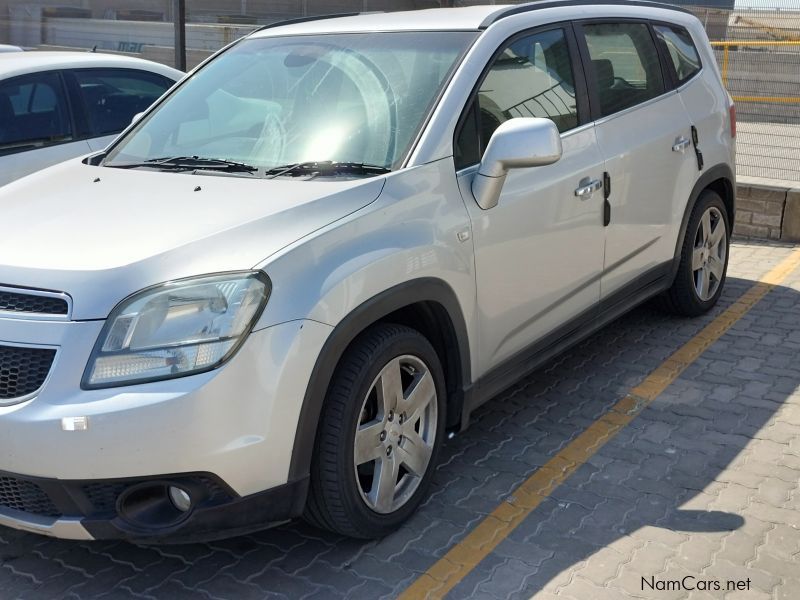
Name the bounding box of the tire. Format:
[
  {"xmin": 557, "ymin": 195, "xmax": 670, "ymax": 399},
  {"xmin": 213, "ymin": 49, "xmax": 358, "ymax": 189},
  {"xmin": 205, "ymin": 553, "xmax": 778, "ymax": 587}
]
[
  {"xmin": 304, "ymin": 323, "xmax": 446, "ymax": 538},
  {"xmin": 659, "ymin": 190, "xmax": 730, "ymax": 316}
]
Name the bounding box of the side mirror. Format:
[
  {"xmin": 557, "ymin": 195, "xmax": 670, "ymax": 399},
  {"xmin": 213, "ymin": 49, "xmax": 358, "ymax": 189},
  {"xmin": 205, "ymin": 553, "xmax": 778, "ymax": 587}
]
[
  {"xmin": 472, "ymin": 117, "xmax": 562, "ymax": 210},
  {"xmin": 131, "ymin": 111, "xmax": 145, "ymax": 125}
]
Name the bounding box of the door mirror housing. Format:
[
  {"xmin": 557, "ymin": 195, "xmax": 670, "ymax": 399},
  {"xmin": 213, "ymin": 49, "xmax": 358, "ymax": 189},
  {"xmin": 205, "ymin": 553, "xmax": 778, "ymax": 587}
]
[
  {"xmin": 472, "ymin": 117, "xmax": 563, "ymax": 210},
  {"xmin": 131, "ymin": 111, "xmax": 145, "ymax": 125}
]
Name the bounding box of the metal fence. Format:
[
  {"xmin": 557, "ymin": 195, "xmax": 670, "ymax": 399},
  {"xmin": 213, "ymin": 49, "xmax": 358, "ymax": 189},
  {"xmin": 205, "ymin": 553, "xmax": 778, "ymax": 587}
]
[
  {"xmin": 702, "ymin": 7, "xmax": 800, "ymax": 183},
  {"xmin": 1, "ymin": 0, "xmax": 799, "ymax": 182}
]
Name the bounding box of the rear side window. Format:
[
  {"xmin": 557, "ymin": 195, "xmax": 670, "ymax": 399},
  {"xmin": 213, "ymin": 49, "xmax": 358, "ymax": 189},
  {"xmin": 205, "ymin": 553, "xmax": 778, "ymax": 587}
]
[
  {"xmin": 582, "ymin": 22, "xmax": 664, "ymax": 118},
  {"xmin": 73, "ymin": 69, "xmax": 174, "ymax": 137},
  {"xmin": 0, "ymin": 71, "xmax": 72, "ymax": 154},
  {"xmin": 654, "ymin": 25, "xmax": 701, "ymax": 85},
  {"xmin": 455, "ymin": 27, "xmax": 579, "ymax": 169}
]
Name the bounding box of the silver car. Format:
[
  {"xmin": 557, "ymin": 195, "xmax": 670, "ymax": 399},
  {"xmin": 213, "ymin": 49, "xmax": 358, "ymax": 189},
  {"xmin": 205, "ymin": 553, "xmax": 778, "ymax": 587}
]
[{"xmin": 0, "ymin": 1, "xmax": 735, "ymax": 542}]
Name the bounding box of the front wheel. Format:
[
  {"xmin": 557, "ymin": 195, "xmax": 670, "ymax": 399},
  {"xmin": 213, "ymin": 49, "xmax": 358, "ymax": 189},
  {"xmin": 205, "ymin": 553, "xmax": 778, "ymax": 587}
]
[
  {"xmin": 304, "ymin": 323, "xmax": 445, "ymax": 538},
  {"xmin": 660, "ymin": 190, "xmax": 730, "ymax": 316}
]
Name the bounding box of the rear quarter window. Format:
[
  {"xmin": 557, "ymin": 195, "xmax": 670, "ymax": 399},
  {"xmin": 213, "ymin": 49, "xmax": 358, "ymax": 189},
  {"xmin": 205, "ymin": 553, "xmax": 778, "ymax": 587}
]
[{"xmin": 654, "ymin": 25, "xmax": 702, "ymax": 85}]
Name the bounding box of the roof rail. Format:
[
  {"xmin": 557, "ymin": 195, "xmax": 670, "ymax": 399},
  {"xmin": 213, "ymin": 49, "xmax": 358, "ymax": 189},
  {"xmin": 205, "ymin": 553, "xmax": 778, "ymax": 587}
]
[
  {"xmin": 252, "ymin": 12, "xmax": 370, "ymax": 33},
  {"xmin": 479, "ymin": 0, "xmax": 692, "ymax": 29}
]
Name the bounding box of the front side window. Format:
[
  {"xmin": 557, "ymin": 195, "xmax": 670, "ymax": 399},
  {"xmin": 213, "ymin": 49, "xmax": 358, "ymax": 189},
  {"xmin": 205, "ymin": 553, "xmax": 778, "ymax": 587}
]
[
  {"xmin": 583, "ymin": 22, "xmax": 664, "ymax": 118},
  {"xmin": 104, "ymin": 32, "xmax": 476, "ymax": 173},
  {"xmin": 455, "ymin": 28, "xmax": 578, "ymax": 169},
  {"xmin": 0, "ymin": 72, "xmax": 72, "ymax": 154},
  {"xmin": 654, "ymin": 25, "xmax": 701, "ymax": 85},
  {"xmin": 73, "ymin": 69, "xmax": 175, "ymax": 137}
]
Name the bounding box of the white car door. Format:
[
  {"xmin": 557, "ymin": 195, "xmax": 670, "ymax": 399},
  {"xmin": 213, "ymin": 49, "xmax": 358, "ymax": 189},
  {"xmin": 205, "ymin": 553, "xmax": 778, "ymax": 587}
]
[
  {"xmin": 576, "ymin": 21, "xmax": 697, "ymax": 297},
  {"xmin": 0, "ymin": 140, "xmax": 92, "ymax": 187},
  {"xmin": 0, "ymin": 71, "xmax": 90, "ymax": 187},
  {"xmin": 456, "ymin": 25, "xmax": 606, "ymax": 374}
]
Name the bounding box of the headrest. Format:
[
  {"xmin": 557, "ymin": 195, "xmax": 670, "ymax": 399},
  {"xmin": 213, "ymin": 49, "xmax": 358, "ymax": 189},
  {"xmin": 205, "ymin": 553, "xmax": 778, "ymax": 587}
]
[{"xmin": 592, "ymin": 59, "xmax": 615, "ymax": 90}]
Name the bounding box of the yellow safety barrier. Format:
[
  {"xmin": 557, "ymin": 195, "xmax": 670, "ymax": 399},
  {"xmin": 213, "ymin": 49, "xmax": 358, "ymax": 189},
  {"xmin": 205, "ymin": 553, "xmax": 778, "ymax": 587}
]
[{"xmin": 710, "ymin": 40, "xmax": 800, "ymax": 104}]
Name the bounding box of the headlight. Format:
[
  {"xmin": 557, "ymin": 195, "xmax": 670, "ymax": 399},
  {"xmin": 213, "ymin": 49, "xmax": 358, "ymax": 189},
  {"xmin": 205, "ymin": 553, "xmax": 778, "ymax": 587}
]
[{"xmin": 83, "ymin": 272, "xmax": 270, "ymax": 388}]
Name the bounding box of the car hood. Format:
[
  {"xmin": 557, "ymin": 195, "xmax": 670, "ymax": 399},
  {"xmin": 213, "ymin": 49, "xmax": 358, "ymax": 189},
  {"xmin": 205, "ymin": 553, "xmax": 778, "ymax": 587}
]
[{"xmin": 0, "ymin": 161, "xmax": 385, "ymax": 320}]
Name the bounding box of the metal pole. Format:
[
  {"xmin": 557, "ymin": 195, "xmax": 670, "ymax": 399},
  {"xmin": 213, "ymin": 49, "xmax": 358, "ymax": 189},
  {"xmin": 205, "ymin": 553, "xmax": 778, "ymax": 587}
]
[
  {"xmin": 722, "ymin": 45, "xmax": 730, "ymax": 87},
  {"xmin": 173, "ymin": 0, "xmax": 186, "ymax": 71}
]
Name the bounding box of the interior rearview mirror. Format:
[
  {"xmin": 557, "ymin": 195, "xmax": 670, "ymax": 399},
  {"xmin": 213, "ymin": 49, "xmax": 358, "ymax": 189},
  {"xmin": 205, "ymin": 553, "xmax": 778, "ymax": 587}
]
[{"xmin": 472, "ymin": 117, "xmax": 563, "ymax": 210}]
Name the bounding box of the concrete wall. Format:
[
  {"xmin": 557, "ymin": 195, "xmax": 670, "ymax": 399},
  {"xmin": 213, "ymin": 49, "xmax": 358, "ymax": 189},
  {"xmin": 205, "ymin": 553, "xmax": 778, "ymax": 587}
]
[{"xmin": 735, "ymin": 178, "xmax": 800, "ymax": 242}]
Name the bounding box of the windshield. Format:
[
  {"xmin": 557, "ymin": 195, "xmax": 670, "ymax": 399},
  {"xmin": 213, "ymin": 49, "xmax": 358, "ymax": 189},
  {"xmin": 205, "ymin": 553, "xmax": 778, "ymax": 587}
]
[{"xmin": 104, "ymin": 31, "xmax": 477, "ymax": 174}]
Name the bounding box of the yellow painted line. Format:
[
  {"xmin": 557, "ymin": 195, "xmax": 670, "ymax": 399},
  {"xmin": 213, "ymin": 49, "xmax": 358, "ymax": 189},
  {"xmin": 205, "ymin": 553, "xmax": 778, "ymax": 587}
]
[
  {"xmin": 731, "ymin": 95, "xmax": 800, "ymax": 104},
  {"xmin": 722, "ymin": 45, "xmax": 730, "ymax": 86},
  {"xmin": 711, "ymin": 40, "xmax": 800, "ymax": 47},
  {"xmin": 399, "ymin": 248, "xmax": 800, "ymax": 600}
]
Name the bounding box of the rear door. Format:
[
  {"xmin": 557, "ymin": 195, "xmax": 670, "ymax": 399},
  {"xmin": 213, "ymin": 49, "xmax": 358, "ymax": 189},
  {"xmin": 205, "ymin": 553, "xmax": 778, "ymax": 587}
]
[{"xmin": 575, "ymin": 20, "xmax": 697, "ymax": 298}]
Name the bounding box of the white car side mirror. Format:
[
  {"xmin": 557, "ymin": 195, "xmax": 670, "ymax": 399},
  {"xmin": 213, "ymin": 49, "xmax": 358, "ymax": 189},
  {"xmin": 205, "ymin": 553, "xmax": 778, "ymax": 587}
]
[
  {"xmin": 472, "ymin": 117, "xmax": 563, "ymax": 210},
  {"xmin": 131, "ymin": 111, "xmax": 145, "ymax": 125}
]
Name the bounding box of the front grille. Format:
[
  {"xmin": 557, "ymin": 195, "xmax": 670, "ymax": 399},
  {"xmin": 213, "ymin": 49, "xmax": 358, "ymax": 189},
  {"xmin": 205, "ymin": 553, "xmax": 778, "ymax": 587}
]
[
  {"xmin": 0, "ymin": 345, "xmax": 56, "ymax": 401},
  {"xmin": 0, "ymin": 290, "xmax": 68, "ymax": 315},
  {"xmin": 0, "ymin": 476, "xmax": 61, "ymax": 517}
]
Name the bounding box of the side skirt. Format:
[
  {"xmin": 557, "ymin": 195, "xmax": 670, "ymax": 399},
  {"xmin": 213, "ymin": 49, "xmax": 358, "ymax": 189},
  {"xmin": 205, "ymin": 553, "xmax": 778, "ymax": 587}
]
[{"xmin": 460, "ymin": 261, "xmax": 673, "ymax": 429}]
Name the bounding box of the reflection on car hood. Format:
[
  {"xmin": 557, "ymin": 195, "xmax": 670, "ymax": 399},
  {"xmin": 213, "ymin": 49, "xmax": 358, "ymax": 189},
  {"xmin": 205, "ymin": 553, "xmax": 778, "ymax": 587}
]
[{"xmin": 0, "ymin": 160, "xmax": 385, "ymax": 319}]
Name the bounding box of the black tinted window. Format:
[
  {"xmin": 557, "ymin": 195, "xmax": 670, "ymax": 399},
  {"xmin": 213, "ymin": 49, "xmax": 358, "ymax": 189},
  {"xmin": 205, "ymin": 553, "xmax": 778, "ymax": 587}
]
[
  {"xmin": 454, "ymin": 101, "xmax": 481, "ymax": 170},
  {"xmin": 654, "ymin": 25, "xmax": 701, "ymax": 85},
  {"xmin": 74, "ymin": 69, "xmax": 174, "ymax": 136},
  {"xmin": 0, "ymin": 72, "xmax": 72, "ymax": 153},
  {"xmin": 455, "ymin": 28, "xmax": 578, "ymax": 169},
  {"xmin": 583, "ymin": 23, "xmax": 664, "ymax": 118}
]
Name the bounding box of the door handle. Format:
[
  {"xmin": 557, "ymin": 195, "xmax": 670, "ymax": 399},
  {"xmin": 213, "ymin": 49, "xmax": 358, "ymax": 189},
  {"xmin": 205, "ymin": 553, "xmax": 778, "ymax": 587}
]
[
  {"xmin": 574, "ymin": 177, "xmax": 602, "ymax": 198},
  {"xmin": 672, "ymin": 137, "xmax": 691, "ymax": 152}
]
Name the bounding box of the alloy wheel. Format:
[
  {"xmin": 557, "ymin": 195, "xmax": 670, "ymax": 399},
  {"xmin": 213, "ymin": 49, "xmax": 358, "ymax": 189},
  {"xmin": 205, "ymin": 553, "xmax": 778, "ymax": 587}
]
[
  {"xmin": 353, "ymin": 355, "xmax": 438, "ymax": 514},
  {"xmin": 692, "ymin": 206, "xmax": 727, "ymax": 301}
]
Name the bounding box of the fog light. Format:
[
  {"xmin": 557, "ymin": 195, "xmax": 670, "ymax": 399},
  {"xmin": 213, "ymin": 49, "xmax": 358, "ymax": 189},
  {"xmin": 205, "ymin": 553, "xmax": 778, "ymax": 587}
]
[{"xmin": 168, "ymin": 486, "xmax": 192, "ymax": 512}]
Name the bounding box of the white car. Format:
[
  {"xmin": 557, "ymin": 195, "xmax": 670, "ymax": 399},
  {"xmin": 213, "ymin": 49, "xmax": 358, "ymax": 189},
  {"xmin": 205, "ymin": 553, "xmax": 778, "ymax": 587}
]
[
  {"xmin": 0, "ymin": 45, "xmax": 23, "ymax": 53},
  {"xmin": 0, "ymin": 51, "xmax": 181, "ymax": 186},
  {"xmin": 0, "ymin": 2, "xmax": 734, "ymax": 542}
]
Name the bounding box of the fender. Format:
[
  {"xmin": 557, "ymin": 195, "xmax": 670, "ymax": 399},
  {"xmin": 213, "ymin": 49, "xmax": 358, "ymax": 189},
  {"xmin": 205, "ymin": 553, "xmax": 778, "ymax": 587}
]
[
  {"xmin": 669, "ymin": 163, "xmax": 735, "ymax": 281},
  {"xmin": 287, "ymin": 278, "xmax": 472, "ymax": 481}
]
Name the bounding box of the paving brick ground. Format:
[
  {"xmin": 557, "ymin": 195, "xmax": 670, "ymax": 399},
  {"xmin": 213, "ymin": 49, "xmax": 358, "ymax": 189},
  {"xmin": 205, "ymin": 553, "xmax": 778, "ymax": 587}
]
[{"xmin": 2, "ymin": 240, "xmax": 800, "ymax": 600}]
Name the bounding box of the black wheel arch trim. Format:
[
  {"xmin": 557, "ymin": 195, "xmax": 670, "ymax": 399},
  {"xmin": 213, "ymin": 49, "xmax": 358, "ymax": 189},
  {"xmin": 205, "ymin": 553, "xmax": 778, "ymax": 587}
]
[
  {"xmin": 670, "ymin": 163, "xmax": 735, "ymax": 282},
  {"xmin": 288, "ymin": 278, "xmax": 472, "ymax": 482}
]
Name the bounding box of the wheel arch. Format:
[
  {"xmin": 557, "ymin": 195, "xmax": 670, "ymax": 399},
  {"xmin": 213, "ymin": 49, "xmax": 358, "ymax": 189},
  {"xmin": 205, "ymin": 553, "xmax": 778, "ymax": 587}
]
[
  {"xmin": 670, "ymin": 163, "xmax": 735, "ymax": 281},
  {"xmin": 287, "ymin": 278, "xmax": 471, "ymax": 482}
]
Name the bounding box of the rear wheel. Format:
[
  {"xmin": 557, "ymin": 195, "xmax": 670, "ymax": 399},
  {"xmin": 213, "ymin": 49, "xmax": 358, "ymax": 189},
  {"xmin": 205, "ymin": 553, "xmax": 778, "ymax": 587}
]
[
  {"xmin": 304, "ymin": 323, "xmax": 445, "ymax": 538},
  {"xmin": 660, "ymin": 190, "xmax": 730, "ymax": 316}
]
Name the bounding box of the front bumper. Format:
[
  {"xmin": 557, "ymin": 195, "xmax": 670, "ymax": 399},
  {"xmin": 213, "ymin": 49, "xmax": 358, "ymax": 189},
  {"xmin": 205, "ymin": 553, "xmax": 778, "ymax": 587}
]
[
  {"xmin": 0, "ymin": 316, "xmax": 332, "ymax": 540},
  {"xmin": 0, "ymin": 469, "xmax": 309, "ymax": 542}
]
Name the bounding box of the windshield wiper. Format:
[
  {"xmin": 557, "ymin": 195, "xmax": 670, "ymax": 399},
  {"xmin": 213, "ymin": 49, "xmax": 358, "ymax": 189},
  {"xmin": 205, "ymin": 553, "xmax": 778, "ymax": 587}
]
[
  {"xmin": 107, "ymin": 156, "xmax": 258, "ymax": 173},
  {"xmin": 264, "ymin": 161, "xmax": 391, "ymax": 179}
]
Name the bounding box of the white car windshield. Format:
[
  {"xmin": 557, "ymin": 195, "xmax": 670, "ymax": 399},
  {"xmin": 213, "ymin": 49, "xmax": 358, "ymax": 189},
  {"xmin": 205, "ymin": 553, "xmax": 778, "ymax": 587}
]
[{"xmin": 104, "ymin": 31, "xmax": 477, "ymax": 175}]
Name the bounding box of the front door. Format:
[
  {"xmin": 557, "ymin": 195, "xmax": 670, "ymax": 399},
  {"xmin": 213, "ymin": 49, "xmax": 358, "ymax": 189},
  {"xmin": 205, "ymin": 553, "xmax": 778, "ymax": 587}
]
[
  {"xmin": 455, "ymin": 25, "xmax": 607, "ymax": 373},
  {"xmin": 0, "ymin": 70, "xmax": 89, "ymax": 186}
]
